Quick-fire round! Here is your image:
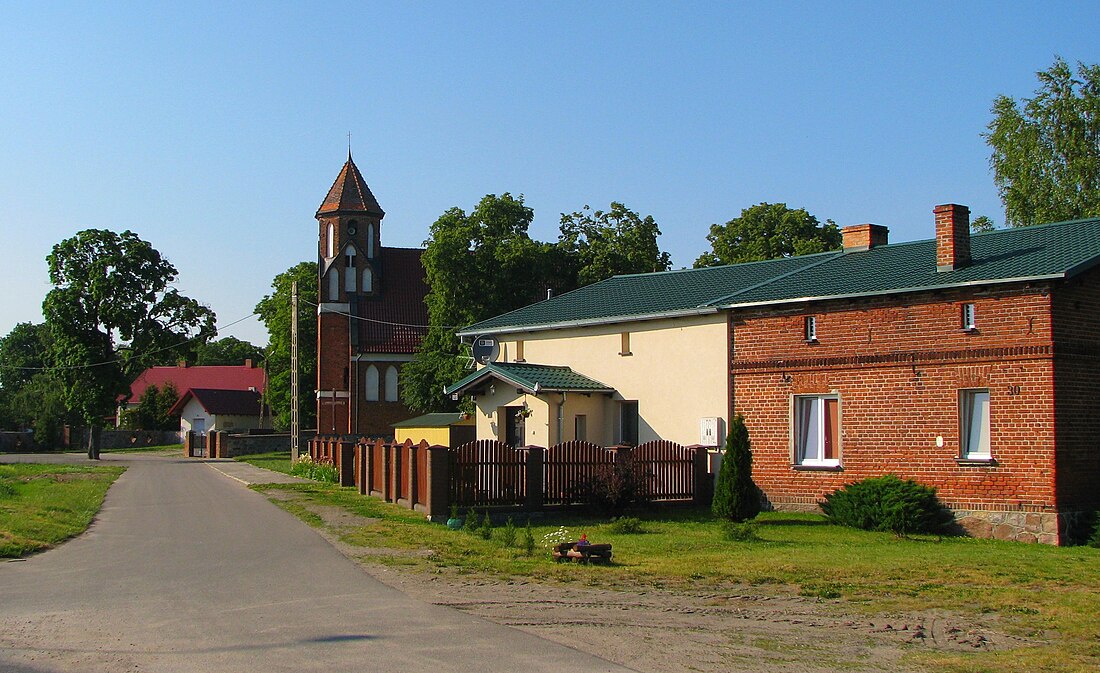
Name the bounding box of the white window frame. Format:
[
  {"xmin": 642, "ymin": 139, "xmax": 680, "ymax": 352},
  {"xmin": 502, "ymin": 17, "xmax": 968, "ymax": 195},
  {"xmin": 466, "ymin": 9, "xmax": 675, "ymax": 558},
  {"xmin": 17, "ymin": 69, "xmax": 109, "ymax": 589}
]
[
  {"xmin": 793, "ymin": 394, "xmax": 840, "ymax": 467},
  {"xmin": 959, "ymin": 389, "xmax": 991, "ymax": 460},
  {"xmin": 805, "ymin": 316, "xmax": 817, "ymax": 341},
  {"xmin": 961, "ymin": 303, "xmax": 977, "ymax": 331},
  {"xmin": 384, "ymin": 366, "xmax": 399, "ymax": 402}
]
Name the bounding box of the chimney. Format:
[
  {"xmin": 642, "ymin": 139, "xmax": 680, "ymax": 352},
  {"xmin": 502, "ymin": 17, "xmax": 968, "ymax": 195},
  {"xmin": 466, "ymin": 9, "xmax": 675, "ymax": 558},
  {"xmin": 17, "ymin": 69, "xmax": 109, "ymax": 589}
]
[
  {"xmin": 935, "ymin": 204, "xmax": 971, "ymax": 271},
  {"xmin": 245, "ymin": 359, "xmax": 254, "ymax": 368},
  {"xmin": 841, "ymin": 224, "xmax": 889, "ymax": 251},
  {"xmin": 177, "ymin": 360, "xmax": 188, "ymax": 368}
]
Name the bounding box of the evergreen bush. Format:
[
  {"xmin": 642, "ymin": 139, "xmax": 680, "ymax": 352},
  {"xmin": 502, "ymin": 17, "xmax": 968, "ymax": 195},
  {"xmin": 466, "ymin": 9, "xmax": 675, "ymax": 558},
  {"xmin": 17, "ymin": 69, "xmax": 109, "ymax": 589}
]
[
  {"xmin": 464, "ymin": 507, "xmax": 481, "ymax": 533},
  {"xmin": 711, "ymin": 415, "xmax": 760, "ymax": 522},
  {"xmin": 821, "ymin": 474, "xmax": 952, "ymax": 536},
  {"xmin": 499, "ymin": 517, "xmax": 518, "ymax": 547},
  {"xmin": 523, "ymin": 519, "xmax": 536, "ymax": 556}
]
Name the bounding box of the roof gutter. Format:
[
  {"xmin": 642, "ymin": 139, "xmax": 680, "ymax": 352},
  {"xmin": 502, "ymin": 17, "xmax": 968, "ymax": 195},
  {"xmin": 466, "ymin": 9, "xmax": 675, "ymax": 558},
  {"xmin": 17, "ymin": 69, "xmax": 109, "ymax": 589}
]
[{"xmin": 456, "ymin": 306, "xmax": 720, "ymax": 337}]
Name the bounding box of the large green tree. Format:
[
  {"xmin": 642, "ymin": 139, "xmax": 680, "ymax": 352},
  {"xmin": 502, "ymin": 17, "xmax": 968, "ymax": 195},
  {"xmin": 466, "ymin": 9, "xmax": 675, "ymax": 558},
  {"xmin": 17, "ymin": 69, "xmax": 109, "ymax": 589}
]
[
  {"xmin": 986, "ymin": 57, "xmax": 1100, "ymax": 228},
  {"xmin": 255, "ymin": 262, "xmax": 317, "ymax": 431},
  {"xmin": 120, "ymin": 382, "xmax": 180, "ymax": 431},
  {"xmin": 403, "ymin": 194, "xmax": 548, "ymax": 413},
  {"xmin": 0, "ymin": 322, "xmax": 70, "ymax": 445},
  {"xmin": 556, "ymin": 202, "xmax": 672, "ymax": 287},
  {"xmin": 42, "ymin": 229, "xmax": 216, "ymax": 458},
  {"xmin": 194, "ymin": 336, "xmax": 265, "ymax": 366},
  {"xmin": 694, "ymin": 202, "xmax": 841, "ymax": 268}
]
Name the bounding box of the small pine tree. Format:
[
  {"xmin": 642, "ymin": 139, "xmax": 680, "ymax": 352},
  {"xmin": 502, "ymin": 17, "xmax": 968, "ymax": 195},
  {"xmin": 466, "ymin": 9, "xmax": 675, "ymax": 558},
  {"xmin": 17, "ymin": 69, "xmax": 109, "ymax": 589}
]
[
  {"xmin": 523, "ymin": 519, "xmax": 536, "ymax": 556},
  {"xmin": 479, "ymin": 513, "xmax": 493, "ymax": 540},
  {"xmin": 464, "ymin": 507, "xmax": 481, "ymax": 533},
  {"xmin": 712, "ymin": 415, "xmax": 761, "ymax": 522}
]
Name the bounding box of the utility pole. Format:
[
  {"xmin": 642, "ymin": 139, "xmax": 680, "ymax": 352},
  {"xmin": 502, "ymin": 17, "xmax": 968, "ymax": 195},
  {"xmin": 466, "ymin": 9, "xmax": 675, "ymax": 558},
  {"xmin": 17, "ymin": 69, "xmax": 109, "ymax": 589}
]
[{"xmin": 290, "ymin": 280, "xmax": 300, "ymax": 462}]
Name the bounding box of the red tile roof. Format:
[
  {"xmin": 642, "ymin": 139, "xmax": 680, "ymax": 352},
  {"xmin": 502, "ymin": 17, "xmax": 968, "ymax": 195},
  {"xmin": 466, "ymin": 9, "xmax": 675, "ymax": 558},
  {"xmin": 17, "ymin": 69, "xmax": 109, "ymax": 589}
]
[
  {"xmin": 317, "ymin": 155, "xmax": 384, "ymax": 217},
  {"xmin": 126, "ymin": 363, "xmax": 265, "ymax": 405},
  {"xmin": 355, "ymin": 247, "xmax": 429, "ymax": 354},
  {"xmin": 169, "ymin": 388, "xmax": 267, "ymax": 417}
]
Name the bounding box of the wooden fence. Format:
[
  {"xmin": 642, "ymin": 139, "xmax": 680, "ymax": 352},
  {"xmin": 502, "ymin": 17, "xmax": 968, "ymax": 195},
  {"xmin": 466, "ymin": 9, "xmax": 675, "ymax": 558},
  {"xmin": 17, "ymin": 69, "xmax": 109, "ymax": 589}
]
[{"xmin": 307, "ymin": 435, "xmax": 711, "ymax": 519}]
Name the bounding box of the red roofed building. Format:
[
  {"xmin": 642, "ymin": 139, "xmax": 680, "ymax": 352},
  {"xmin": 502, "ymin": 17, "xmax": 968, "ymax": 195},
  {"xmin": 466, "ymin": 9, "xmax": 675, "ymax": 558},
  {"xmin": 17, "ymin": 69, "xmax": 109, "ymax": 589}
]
[
  {"xmin": 315, "ymin": 154, "xmax": 429, "ymax": 437},
  {"xmin": 120, "ymin": 360, "xmax": 266, "ymax": 427}
]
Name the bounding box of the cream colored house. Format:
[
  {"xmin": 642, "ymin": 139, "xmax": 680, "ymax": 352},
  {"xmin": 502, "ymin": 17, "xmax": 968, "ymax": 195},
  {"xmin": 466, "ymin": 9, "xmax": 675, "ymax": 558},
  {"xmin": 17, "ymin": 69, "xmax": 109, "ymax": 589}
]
[{"xmin": 443, "ymin": 260, "xmax": 812, "ymax": 449}]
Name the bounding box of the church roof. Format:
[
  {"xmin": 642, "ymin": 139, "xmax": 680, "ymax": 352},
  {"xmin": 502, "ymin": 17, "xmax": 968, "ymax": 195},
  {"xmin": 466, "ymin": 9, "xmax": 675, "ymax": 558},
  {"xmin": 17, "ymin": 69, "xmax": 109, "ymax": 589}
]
[
  {"xmin": 354, "ymin": 247, "xmax": 430, "ymax": 354},
  {"xmin": 317, "ymin": 154, "xmax": 385, "ymax": 217}
]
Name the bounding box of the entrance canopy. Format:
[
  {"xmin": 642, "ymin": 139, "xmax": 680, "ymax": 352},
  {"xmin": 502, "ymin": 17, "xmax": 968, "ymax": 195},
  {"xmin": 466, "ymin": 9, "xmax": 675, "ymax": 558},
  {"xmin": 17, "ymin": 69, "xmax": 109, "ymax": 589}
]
[{"xmin": 445, "ymin": 362, "xmax": 614, "ymax": 398}]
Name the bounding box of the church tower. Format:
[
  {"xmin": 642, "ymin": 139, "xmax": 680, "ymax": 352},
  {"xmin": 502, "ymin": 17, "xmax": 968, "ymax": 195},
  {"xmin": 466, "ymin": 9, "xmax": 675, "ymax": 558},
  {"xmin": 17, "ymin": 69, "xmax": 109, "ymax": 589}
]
[{"xmin": 315, "ymin": 152, "xmax": 384, "ymax": 434}]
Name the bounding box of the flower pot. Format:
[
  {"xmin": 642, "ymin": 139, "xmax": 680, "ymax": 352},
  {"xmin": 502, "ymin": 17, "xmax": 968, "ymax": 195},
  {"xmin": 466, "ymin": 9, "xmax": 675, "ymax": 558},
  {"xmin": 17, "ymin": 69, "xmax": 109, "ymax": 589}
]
[{"xmin": 446, "ymin": 517, "xmax": 464, "ymax": 530}]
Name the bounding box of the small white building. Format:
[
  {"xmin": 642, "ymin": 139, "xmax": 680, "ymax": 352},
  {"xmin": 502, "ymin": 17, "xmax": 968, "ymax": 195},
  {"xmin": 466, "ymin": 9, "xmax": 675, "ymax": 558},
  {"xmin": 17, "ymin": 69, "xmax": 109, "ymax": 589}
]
[{"xmin": 169, "ymin": 388, "xmax": 268, "ymax": 435}]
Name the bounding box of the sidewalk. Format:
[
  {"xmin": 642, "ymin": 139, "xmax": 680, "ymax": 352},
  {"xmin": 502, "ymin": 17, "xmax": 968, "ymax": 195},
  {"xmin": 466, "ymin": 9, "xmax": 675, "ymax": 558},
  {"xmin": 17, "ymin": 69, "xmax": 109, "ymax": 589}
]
[{"xmin": 201, "ymin": 457, "xmax": 311, "ymax": 485}]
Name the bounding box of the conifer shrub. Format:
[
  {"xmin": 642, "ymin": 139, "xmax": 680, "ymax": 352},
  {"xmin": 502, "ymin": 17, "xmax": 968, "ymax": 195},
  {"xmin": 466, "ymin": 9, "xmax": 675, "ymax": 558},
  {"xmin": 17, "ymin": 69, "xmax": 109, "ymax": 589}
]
[
  {"xmin": 499, "ymin": 517, "xmax": 518, "ymax": 548},
  {"xmin": 820, "ymin": 474, "xmax": 952, "ymax": 536},
  {"xmin": 711, "ymin": 415, "xmax": 760, "ymax": 522},
  {"xmin": 463, "ymin": 507, "xmax": 481, "ymax": 533},
  {"xmin": 478, "ymin": 513, "xmax": 493, "ymax": 540},
  {"xmin": 523, "ymin": 519, "xmax": 536, "ymax": 556}
]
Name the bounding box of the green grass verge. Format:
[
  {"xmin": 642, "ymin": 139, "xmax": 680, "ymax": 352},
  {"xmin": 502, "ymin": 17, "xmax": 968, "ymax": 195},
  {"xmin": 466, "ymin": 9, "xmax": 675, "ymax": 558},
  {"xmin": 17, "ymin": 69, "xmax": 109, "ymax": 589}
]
[
  {"xmin": 235, "ymin": 451, "xmax": 293, "ymax": 476},
  {"xmin": 251, "ymin": 470, "xmax": 1100, "ymax": 673},
  {"xmin": 99, "ymin": 444, "xmax": 183, "ymax": 454},
  {"xmin": 0, "ymin": 463, "xmax": 125, "ymax": 557}
]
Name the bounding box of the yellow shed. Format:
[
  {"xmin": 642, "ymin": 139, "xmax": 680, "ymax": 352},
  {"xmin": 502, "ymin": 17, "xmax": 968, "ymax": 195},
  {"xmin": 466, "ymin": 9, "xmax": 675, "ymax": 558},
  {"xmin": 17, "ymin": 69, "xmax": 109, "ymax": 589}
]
[{"xmin": 392, "ymin": 412, "xmax": 476, "ymax": 448}]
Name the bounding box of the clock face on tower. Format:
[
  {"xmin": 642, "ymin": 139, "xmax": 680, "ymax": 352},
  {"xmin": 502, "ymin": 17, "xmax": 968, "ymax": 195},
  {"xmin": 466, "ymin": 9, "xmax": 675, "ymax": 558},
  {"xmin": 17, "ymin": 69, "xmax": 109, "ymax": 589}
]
[{"xmin": 347, "ymin": 221, "xmax": 358, "ymax": 236}]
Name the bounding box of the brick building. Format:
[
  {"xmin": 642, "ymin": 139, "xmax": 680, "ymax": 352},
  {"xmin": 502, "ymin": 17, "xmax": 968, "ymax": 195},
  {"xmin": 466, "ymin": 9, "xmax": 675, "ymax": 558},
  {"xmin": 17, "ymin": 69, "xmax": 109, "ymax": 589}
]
[
  {"xmin": 314, "ymin": 154, "xmax": 428, "ymax": 437},
  {"xmin": 450, "ymin": 204, "xmax": 1100, "ymax": 544}
]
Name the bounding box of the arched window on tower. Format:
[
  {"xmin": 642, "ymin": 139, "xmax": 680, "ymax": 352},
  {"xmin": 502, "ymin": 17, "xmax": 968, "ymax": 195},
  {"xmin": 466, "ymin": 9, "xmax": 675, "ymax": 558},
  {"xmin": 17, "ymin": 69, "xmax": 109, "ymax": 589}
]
[
  {"xmin": 326, "ymin": 222, "xmax": 335, "ymax": 258},
  {"xmin": 365, "ymin": 365, "xmax": 379, "ymax": 402},
  {"xmin": 328, "ymin": 269, "xmax": 339, "ymax": 301},
  {"xmin": 367, "ymin": 223, "xmax": 375, "ymax": 258},
  {"xmin": 363, "ymin": 266, "xmax": 373, "ymax": 293},
  {"xmin": 384, "ymin": 366, "xmax": 399, "ymax": 402},
  {"xmin": 345, "ymin": 246, "xmax": 357, "ymax": 292}
]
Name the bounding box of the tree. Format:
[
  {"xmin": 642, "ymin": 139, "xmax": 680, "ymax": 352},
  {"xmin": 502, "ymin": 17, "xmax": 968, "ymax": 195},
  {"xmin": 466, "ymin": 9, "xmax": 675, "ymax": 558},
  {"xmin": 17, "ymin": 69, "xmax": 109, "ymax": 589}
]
[
  {"xmin": 0, "ymin": 322, "xmax": 52, "ymax": 393},
  {"xmin": 42, "ymin": 229, "xmax": 216, "ymax": 458},
  {"xmin": 403, "ymin": 194, "xmax": 549, "ymax": 413},
  {"xmin": 694, "ymin": 202, "xmax": 841, "ymax": 268},
  {"xmin": 556, "ymin": 202, "xmax": 672, "ymax": 288},
  {"xmin": 712, "ymin": 415, "xmax": 761, "ymax": 522},
  {"xmin": 970, "ymin": 215, "xmax": 997, "ymax": 233},
  {"xmin": 0, "ymin": 322, "xmax": 70, "ymax": 444},
  {"xmin": 255, "ymin": 262, "xmax": 317, "ymax": 431},
  {"xmin": 120, "ymin": 382, "xmax": 180, "ymax": 431},
  {"xmin": 194, "ymin": 336, "xmax": 265, "ymax": 366},
  {"xmin": 986, "ymin": 57, "xmax": 1100, "ymax": 227}
]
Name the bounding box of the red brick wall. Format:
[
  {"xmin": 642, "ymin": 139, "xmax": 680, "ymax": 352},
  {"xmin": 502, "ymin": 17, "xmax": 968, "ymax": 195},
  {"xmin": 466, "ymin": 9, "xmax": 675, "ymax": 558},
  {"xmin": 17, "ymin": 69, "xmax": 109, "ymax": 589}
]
[
  {"xmin": 352, "ymin": 361, "xmax": 416, "ymax": 439},
  {"xmin": 317, "ymin": 311, "xmax": 351, "ymax": 434},
  {"xmin": 731, "ymin": 284, "xmax": 1059, "ymax": 513},
  {"xmin": 1051, "ymin": 267, "xmax": 1100, "ymax": 511}
]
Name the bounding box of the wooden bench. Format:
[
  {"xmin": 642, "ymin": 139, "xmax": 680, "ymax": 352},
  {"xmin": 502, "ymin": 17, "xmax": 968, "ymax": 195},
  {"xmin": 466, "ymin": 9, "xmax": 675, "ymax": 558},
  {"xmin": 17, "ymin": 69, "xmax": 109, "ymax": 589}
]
[{"xmin": 552, "ymin": 542, "xmax": 613, "ymax": 564}]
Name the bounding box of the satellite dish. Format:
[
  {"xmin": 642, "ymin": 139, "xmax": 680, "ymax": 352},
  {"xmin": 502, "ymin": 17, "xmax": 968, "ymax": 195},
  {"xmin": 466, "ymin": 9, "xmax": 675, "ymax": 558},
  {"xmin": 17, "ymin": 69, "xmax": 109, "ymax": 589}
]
[{"xmin": 471, "ymin": 335, "xmax": 500, "ymax": 364}]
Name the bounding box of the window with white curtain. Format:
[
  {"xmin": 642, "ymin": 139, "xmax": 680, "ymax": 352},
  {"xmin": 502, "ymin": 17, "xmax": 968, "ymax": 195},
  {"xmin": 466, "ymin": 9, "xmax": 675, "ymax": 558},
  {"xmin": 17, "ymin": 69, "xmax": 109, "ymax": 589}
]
[
  {"xmin": 328, "ymin": 270, "xmax": 339, "ymax": 301},
  {"xmin": 960, "ymin": 389, "xmax": 991, "ymax": 459},
  {"xmin": 794, "ymin": 394, "xmax": 840, "ymax": 466}
]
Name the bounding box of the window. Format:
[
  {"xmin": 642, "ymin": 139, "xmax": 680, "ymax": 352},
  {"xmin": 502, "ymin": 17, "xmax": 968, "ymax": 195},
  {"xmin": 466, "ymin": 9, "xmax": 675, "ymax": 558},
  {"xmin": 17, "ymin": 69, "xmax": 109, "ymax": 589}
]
[
  {"xmin": 619, "ymin": 401, "xmax": 639, "ymax": 446},
  {"xmin": 620, "ymin": 332, "xmax": 632, "ymax": 356},
  {"xmin": 344, "ymin": 246, "xmax": 357, "ymax": 292},
  {"xmin": 804, "ymin": 316, "xmax": 817, "ymax": 341},
  {"xmin": 516, "ymin": 340, "xmax": 525, "ymax": 362},
  {"xmin": 364, "ymin": 366, "xmax": 379, "ymax": 402},
  {"xmin": 384, "ymin": 366, "xmax": 399, "ymax": 402},
  {"xmin": 326, "ymin": 222, "xmax": 335, "ymax": 258},
  {"xmin": 961, "ymin": 303, "xmax": 976, "ymax": 331},
  {"xmin": 362, "ymin": 267, "xmax": 373, "ymax": 293},
  {"xmin": 960, "ymin": 389, "xmax": 991, "ymax": 459},
  {"xmin": 574, "ymin": 414, "xmax": 587, "ymax": 442},
  {"xmin": 328, "ymin": 269, "xmax": 340, "ymax": 300},
  {"xmin": 366, "ymin": 223, "xmax": 375, "ymax": 258},
  {"xmin": 794, "ymin": 395, "xmax": 839, "ymax": 466}
]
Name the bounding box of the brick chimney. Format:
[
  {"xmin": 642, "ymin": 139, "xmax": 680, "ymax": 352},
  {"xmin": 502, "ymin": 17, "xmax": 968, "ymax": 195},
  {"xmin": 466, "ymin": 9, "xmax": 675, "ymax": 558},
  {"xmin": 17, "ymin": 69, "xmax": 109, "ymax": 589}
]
[
  {"xmin": 935, "ymin": 204, "xmax": 971, "ymax": 271},
  {"xmin": 245, "ymin": 359, "xmax": 254, "ymax": 368},
  {"xmin": 841, "ymin": 224, "xmax": 889, "ymax": 251}
]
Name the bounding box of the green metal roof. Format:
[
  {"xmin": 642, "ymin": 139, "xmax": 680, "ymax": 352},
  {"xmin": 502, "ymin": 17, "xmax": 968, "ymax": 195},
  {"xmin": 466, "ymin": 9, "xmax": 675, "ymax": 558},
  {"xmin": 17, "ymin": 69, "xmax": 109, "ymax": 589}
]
[
  {"xmin": 444, "ymin": 362, "xmax": 614, "ymax": 396},
  {"xmin": 459, "ymin": 253, "xmax": 826, "ymax": 335},
  {"xmin": 459, "ymin": 217, "xmax": 1100, "ymax": 334},
  {"xmin": 391, "ymin": 412, "xmax": 471, "ymax": 428}
]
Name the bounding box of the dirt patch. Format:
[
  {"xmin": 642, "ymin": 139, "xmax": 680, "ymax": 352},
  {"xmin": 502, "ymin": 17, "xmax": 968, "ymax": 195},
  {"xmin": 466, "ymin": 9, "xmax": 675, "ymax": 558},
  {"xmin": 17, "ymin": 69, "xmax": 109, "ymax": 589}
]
[{"xmin": 266, "ymin": 490, "xmax": 1031, "ymax": 672}]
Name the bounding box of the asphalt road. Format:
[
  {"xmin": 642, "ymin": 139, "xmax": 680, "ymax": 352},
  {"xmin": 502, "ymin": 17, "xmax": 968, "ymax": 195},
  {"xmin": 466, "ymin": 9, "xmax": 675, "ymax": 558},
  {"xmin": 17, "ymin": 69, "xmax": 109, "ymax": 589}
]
[{"xmin": 0, "ymin": 453, "xmax": 635, "ymax": 673}]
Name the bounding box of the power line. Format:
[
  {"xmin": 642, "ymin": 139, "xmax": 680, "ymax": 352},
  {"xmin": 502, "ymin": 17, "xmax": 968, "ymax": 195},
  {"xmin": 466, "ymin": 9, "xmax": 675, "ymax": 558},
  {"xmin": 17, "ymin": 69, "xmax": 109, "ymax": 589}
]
[{"xmin": 302, "ymin": 299, "xmax": 463, "ymax": 330}]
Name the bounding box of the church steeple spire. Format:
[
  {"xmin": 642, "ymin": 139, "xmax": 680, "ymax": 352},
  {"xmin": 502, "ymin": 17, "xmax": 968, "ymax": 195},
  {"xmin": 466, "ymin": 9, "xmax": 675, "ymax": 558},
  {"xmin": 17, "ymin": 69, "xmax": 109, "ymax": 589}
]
[{"xmin": 316, "ymin": 155, "xmax": 384, "ymax": 217}]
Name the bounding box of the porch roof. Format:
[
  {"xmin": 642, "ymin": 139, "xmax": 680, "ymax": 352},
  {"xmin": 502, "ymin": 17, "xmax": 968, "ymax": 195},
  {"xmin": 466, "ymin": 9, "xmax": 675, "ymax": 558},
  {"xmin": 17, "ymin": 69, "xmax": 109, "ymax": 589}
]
[{"xmin": 444, "ymin": 362, "xmax": 614, "ymax": 396}]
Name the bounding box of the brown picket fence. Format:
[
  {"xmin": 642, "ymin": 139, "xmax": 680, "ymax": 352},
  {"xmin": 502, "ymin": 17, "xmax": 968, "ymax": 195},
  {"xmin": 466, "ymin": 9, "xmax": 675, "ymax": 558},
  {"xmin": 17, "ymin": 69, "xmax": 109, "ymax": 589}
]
[
  {"xmin": 543, "ymin": 441, "xmax": 615, "ymax": 506},
  {"xmin": 631, "ymin": 440, "xmax": 696, "ymax": 501},
  {"xmin": 449, "ymin": 440, "xmax": 527, "ymax": 508}
]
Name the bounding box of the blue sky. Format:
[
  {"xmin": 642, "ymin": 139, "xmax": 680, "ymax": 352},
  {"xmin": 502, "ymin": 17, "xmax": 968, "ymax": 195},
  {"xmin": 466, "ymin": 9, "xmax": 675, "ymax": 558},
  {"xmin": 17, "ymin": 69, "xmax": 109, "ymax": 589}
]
[{"xmin": 2, "ymin": 2, "xmax": 1098, "ymax": 347}]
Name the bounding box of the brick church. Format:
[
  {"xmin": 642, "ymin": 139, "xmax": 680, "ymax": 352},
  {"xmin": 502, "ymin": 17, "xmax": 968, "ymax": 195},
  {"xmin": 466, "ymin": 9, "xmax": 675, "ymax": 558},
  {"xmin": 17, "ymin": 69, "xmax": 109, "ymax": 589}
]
[{"xmin": 314, "ymin": 154, "xmax": 429, "ymax": 437}]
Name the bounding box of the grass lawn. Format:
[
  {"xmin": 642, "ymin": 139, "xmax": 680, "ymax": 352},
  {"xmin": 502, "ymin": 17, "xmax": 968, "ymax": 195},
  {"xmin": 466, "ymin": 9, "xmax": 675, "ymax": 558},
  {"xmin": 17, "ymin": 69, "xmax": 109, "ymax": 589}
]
[
  {"xmin": 236, "ymin": 450, "xmax": 293, "ymax": 475},
  {"xmin": 0, "ymin": 463, "xmax": 125, "ymax": 557},
  {"xmin": 100, "ymin": 443, "xmax": 183, "ymax": 454},
  {"xmin": 241, "ymin": 449, "xmax": 1100, "ymax": 673}
]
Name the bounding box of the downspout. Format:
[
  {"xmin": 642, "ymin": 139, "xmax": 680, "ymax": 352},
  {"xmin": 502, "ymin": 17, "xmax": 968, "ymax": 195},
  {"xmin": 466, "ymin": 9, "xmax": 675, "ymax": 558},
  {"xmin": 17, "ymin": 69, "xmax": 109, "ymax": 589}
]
[{"xmin": 557, "ymin": 392, "xmax": 567, "ymax": 444}]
